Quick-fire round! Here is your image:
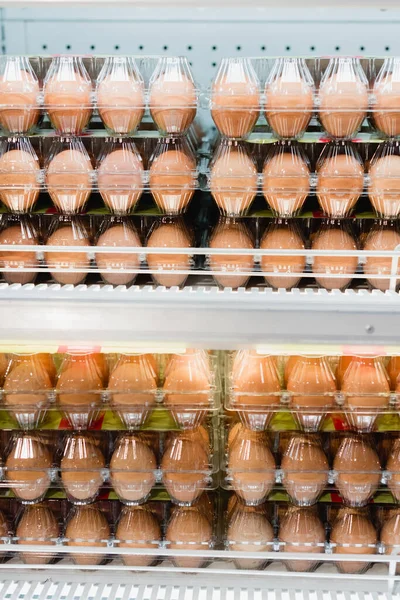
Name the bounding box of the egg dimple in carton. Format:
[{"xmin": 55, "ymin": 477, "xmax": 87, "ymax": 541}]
[
  {"xmin": 264, "ymin": 57, "xmax": 315, "ymax": 140},
  {"xmin": 0, "ymin": 214, "xmax": 39, "ymax": 285},
  {"xmin": 279, "ymin": 505, "xmax": 326, "ymax": 572},
  {"xmin": 225, "ymin": 502, "xmax": 274, "ymax": 569},
  {"xmin": 165, "ymin": 505, "xmax": 213, "ymax": 568},
  {"xmin": 316, "ymin": 142, "xmax": 364, "ymax": 218},
  {"xmin": 287, "ymin": 356, "xmax": 337, "ymax": 432},
  {"xmin": 44, "ymin": 215, "xmax": 91, "ymax": 286},
  {"xmin": 210, "ymin": 57, "xmax": 261, "ymax": 140},
  {"xmin": 55, "ymin": 352, "xmax": 104, "ymax": 430},
  {"xmin": 149, "ymin": 136, "xmax": 197, "ymax": 214},
  {"xmin": 146, "ymin": 217, "xmax": 194, "ymax": 288},
  {"xmin": 311, "ymin": 219, "xmax": 359, "ymax": 291},
  {"xmin": 0, "ymin": 56, "xmax": 41, "ymax": 135},
  {"xmin": 260, "ymin": 219, "xmax": 306, "ymax": 290},
  {"xmin": 96, "ymin": 56, "xmax": 145, "ymax": 135},
  {"xmin": 16, "ymin": 502, "xmax": 59, "ymax": 564},
  {"xmin": 148, "ymin": 57, "xmax": 197, "ymax": 136},
  {"xmin": 229, "ymin": 350, "xmax": 281, "ymax": 431},
  {"xmin": 372, "ymin": 57, "xmax": 400, "ymax": 138},
  {"xmin": 368, "ymin": 142, "xmax": 400, "ymax": 219},
  {"xmin": 3, "ymin": 353, "xmax": 54, "ymax": 429},
  {"xmin": 0, "ymin": 137, "xmax": 41, "ymax": 213},
  {"xmin": 318, "ymin": 57, "xmax": 369, "ymax": 139},
  {"xmin": 209, "ymin": 140, "xmax": 258, "ymax": 216},
  {"xmin": 330, "ymin": 506, "xmax": 378, "ymax": 574},
  {"xmin": 95, "ymin": 217, "xmax": 142, "ymax": 287},
  {"xmin": 43, "ymin": 56, "xmax": 93, "ymax": 135},
  {"xmin": 363, "ymin": 220, "xmax": 400, "ymax": 292},
  {"xmin": 97, "ymin": 138, "xmax": 144, "ymax": 215},
  {"xmin": 60, "ymin": 433, "xmax": 106, "ymax": 505},
  {"xmin": 208, "ymin": 217, "xmax": 254, "ymax": 289},
  {"xmin": 262, "ymin": 141, "xmax": 310, "ymax": 218},
  {"xmin": 107, "ymin": 353, "xmax": 158, "ymax": 429},
  {"xmin": 65, "ymin": 504, "xmax": 110, "ymax": 566}
]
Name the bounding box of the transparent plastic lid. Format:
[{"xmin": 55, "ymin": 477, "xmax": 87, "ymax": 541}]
[
  {"xmin": 368, "ymin": 142, "xmax": 400, "ymax": 219},
  {"xmin": 0, "ymin": 56, "xmax": 40, "ymax": 134},
  {"xmin": 372, "ymin": 57, "xmax": 400, "ymax": 138},
  {"xmin": 0, "ymin": 137, "xmax": 41, "ymax": 214},
  {"xmin": 0, "ymin": 215, "xmax": 38, "ymax": 286}
]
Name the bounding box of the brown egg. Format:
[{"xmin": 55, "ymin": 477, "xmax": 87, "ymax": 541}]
[
  {"xmin": 97, "ymin": 76, "xmax": 144, "ymax": 134},
  {"xmin": 96, "ymin": 224, "xmax": 141, "ymax": 286},
  {"xmin": 369, "ymin": 155, "xmax": 400, "ymax": 218},
  {"xmin": 209, "ymin": 220, "xmax": 254, "ymax": 288},
  {"xmin": 333, "ymin": 436, "xmax": 381, "ymax": 506},
  {"xmin": 44, "ymin": 72, "xmax": 92, "ymax": 134},
  {"xmin": 98, "ymin": 149, "xmax": 144, "ymax": 214},
  {"xmin": 381, "ymin": 512, "xmax": 400, "ymax": 573},
  {"xmin": 116, "ymin": 506, "xmax": 161, "ymax": 567},
  {"xmin": 319, "ymin": 75, "xmax": 369, "ymax": 138},
  {"xmin": 0, "ymin": 67, "xmax": 39, "ymax": 133},
  {"xmin": 166, "ymin": 506, "xmax": 212, "ymax": 568},
  {"xmin": 17, "ymin": 504, "xmax": 58, "ymax": 564},
  {"xmin": 374, "ymin": 74, "xmax": 400, "ymax": 137},
  {"xmin": 149, "ymin": 72, "xmax": 196, "ymax": 135},
  {"xmin": 265, "ymin": 79, "xmax": 313, "ymax": 138},
  {"xmin": 211, "ymin": 77, "xmax": 260, "ymax": 139},
  {"xmin": 110, "ymin": 434, "xmax": 156, "ymax": 504},
  {"xmin": 149, "ymin": 148, "xmax": 195, "ymax": 214},
  {"xmin": 0, "ymin": 224, "xmax": 38, "ymax": 284},
  {"xmin": 281, "ymin": 435, "xmax": 329, "ymax": 505},
  {"xmin": 0, "ymin": 149, "xmax": 40, "ymax": 212},
  {"xmin": 364, "ymin": 227, "xmax": 400, "ymax": 291},
  {"xmin": 61, "ymin": 434, "xmax": 105, "ymax": 503},
  {"xmin": 388, "ymin": 356, "xmax": 400, "ymax": 389},
  {"xmin": 6, "ymin": 434, "xmax": 52, "ymax": 502},
  {"xmin": 312, "ymin": 226, "xmax": 358, "ymax": 290},
  {"xmin": 330, "ymin": 508, "xmax": 377, "ymax": 574},
  {"xmin": 263, "ymin": 149, "xmax": 309, "ymax": 217},
  {"xmin": 316, "ymin": 153, "xmax": 364, "ymax": 217},
  {"xmin": 260, "ymin": 224, "xmax": 305, "ymax": 289},
  {"xmin": 46, "ymin": 149, "xmax": 93, "ymax": 213},
  {"xmin": 65, "ymin": 505, "xmax": 110, "ymax": 565},
  {"xmin": 210, "ymin": 145, "xmax": 258, "ymax": 215},
  {"xmin": 45, "ymin": 224, "xmax": 90, "ymax": 285},
  {"xmin": 284, "ymin": 356, "xmax": 301, "ymax": 386},
  {"xmin": 227, "ymin": 506, "xmax": 273, "ymax": 569},
  {"xmin": 0, "ymin": 353, "xmax": 8, "ymax": 384},
  {"xmin": 336, "ymin": 356, "xmax": 355, "ymax": 388},
  {"xmin": 386, "ymin": 439, "xmax": 400, "ymax": 502},
  {"xmin": 228, "ymin": 433, "xmax": 275, "ymax": 505},
  {"xmin": 279, "ymin": 507, "xmax": 325, "ymax": 571},
  {"xmin": 161, "ymin": 435, "xmax": 209, "ymax": 505},
  {"xmin": 146, "ymin": 222, "xmax": 191, "ymax": 288}
]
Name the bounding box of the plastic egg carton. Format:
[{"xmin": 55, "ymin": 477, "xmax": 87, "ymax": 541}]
[
  {"xmin": 222, "ymin": 426, "xmax": 400, "ymax": 508},
  {"xmin": 207, "ymin": 56, "xmax": 400, "ymax": 141},
  {"xmin": 0, "ymin": 424, "xmax": 219, "ymax": 505},
  {"xmin": 0, "ymin": 55, "xmax": 200, "ymax": 137}
]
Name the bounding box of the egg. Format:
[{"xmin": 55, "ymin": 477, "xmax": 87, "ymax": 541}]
[
  {"xmin": 381, "ymin": 512, "xmax": 400, "ymax": 573},
  {"xmin": 116, "ymin": 506, "xmax": 161, "ymax": 567},
  {"xmin": 149, "ymin": 147, "xmax": 195, "ymax": 214},
  {"xmin": 227, "ymin": 506, "xmax": 274, "ymax": 569},
  {"xmin": 279, "ymin": 507, "xmax": 325, "ymax": 572},
  {"xmin": 149, "ymin": 69, "xmax": 196, "ymax": 135},
  {"xmin": 0, "ymin": 223, "xmax": 38, "ymax": 284},
  {"xmin": 336, "ymin": 356, "xmax": 355, "ymax": 388},
  {"xmin": 0, "ymin": 65, "xmax": 39, "ymax": 133},
  {"xmin": 209, "ymin": 220, "xmax": 254, "ymax": 288},
  {"xmin": 45, "ymin": 224, "xmax": 90, "ymax": 285},
  {"xmin": 161, "ymin": 435, "xmax": 209, "ymax": 505},
  {"xmin": 333, "ymin": 436, "xmax": 381, "ymax": 506},
  {"xmin": 9, "ymin": 352, "xmax": 56, "ymax": 384},
  {"xmin": 319, "ymin": 73, "xmax": 369, "ymax": 138},
  {"xmin": 228, "ymin": 432, "xmax": 275, "ymax": 505},
  {"xmin": 96, "ymin": 224, "xmax": 141, "ymax": 286},
  {"xmin": 265, "ymin": 78, "xmax": 314, "ymax": 139},
  {"xmin": 210, "ymin": 144, "xmax": 258, "ymax": 215},
  {"xmin": 364, "ymin": 226, "xmax": 400, "ymax": 291},
  {"xmin": 260, "ymin": 223, "xmax": 305, "ymax": 289},
  {"xmin": 312, "ymin": 226, "xmax": 358, "ymax": 290},
  {"xmin": 65, "ymin": 505, "xmax": 110, "ymax": 565},
  {"xmin": 61, "ymin": 434, "xmax": 105, "ymax": 503},
  {"xmin": 284, "ymin": 356, "xmax": 301, "ymax": 386},
  {"xmin": 287, "ymin": 357, "xmax": 337, "ymax": 431},
  {"xmin": 374, "ymin": 73, "xmax": 400, "ymax": 137},
  {"xmin": 146, "ymin": 222, "xmax": 192, "ymax": 288},
  {"xmin": 110, "ymin": 434, "xmax": 156, "ymax": 504},
  {"xmin": 0, "ymin": 149, "xmax": 40, "ymax": 212},
  {"xmin": 386, "ymin": 439, "xmax": 400, "ymax": 502},
  {"xmin": 330, "ymin": 508, "xmax": 377, "ymax": 574},
  {"xmin": 387, "ymin": 356, "xmax": 400, "ymax": 389},
  {"xmin": 166, "ymin": 506, "xmax": 212, "ymax": 568},
  {"xmin": 0, "ymin": 353, "xmax": 8, "ymax": 384},
  {"xmin": 46, "ymin": 148, "xmax": 93, "ymax": 214},
  {"xmin": 44, "ymin": 66, "xmax": 92, "ymax": 134},
  {"xmin": 369, "ymin": 155, "xmax": 400, "ymax": 218},
  {"xmin": 98, "ymin": 148, "xmax": 144, "ymax": 214},
  {"xmin": 316, "ymin": 153, "xmax": 364, "ymax": 217},
  {"xmin": 97, "ymin": 76, "xmax": 145, "ymax": 135},
  {"xmin": 17, "ymin": 504, "xmax": 58, "ymax": 564},
  {"xmin": 281, "ymin": 435, "xmax": 329, "ymax": 505},
  {"xmin": 6, "ymin": 434, "xmax": 52, "ymax": 502},
  {"xmin": 262, "ymin": 149, "xmax": 310, "ymax": 217}
]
